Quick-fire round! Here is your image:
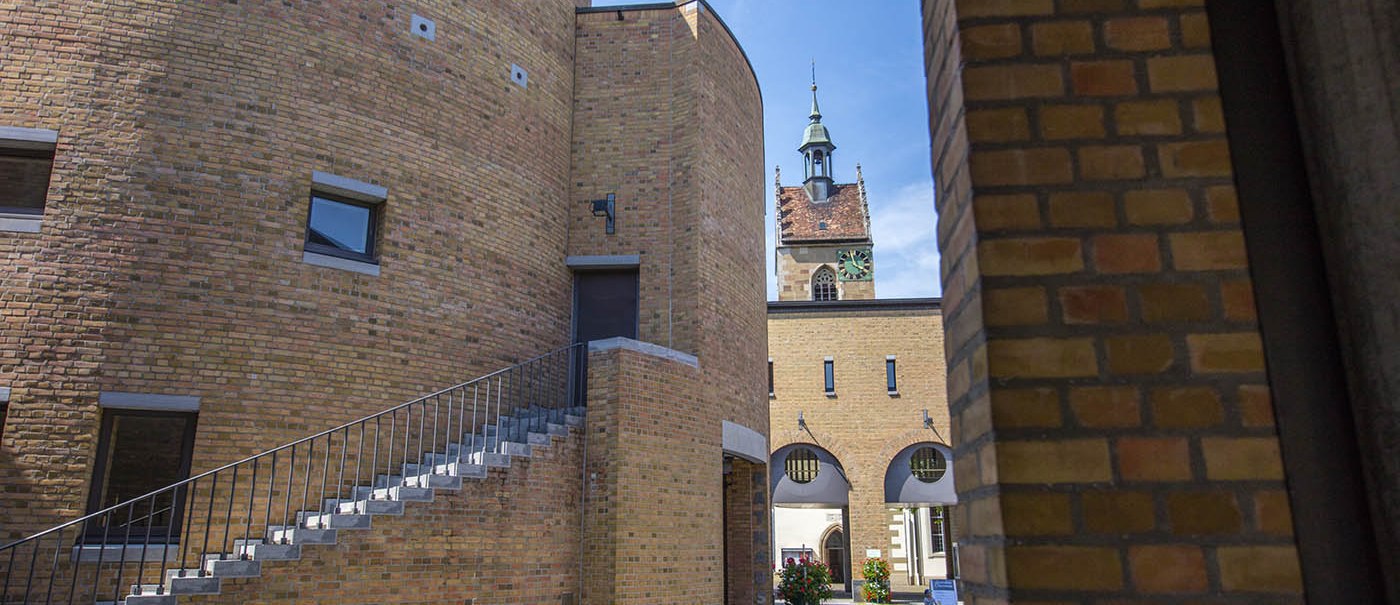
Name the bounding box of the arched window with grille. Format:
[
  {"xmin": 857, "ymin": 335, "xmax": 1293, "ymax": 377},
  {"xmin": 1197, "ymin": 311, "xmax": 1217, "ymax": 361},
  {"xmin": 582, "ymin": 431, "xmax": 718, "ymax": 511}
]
[{"xmin": 812, "ymin": 266, "xmax": 838, "ymax": 301}]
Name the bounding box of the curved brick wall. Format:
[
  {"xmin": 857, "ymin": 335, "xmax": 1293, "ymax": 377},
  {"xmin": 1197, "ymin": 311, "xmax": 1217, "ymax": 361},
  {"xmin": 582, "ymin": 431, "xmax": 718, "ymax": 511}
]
[
  {"xmin": 0, "ymin": 1, "xmax": 579, "ymax": 538},
  {"xmin": 569, "ymin": 2, "xmax": 767, "ymax": 436}
]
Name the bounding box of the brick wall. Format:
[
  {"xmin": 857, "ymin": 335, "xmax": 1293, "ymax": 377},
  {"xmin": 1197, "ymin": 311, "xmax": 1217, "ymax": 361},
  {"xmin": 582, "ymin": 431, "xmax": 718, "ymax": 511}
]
[
  {"xmin": 570, "ymin": 2, "xmax": 768, "ymax": 434},
  {"xmin": 0, "ymin": 0, "xmax": 770, "ymax": 601},
  {"xmin": 925, "ymin": 0, "xmax": 1303, "ymax": 602},
  {"xmin": 0, "ymin": 0, "xmax": 580, "ymax": 541},
  {"xmin": 182, "ymin": 433, "xmax": 585, "ymax": 605},
  {"xmin": 768, "ymin": 304, "xmax": 950, "ymax": 583},
  {"xmin": 584, "ymin": 345, "xmax": 770, "ymax": 605}
]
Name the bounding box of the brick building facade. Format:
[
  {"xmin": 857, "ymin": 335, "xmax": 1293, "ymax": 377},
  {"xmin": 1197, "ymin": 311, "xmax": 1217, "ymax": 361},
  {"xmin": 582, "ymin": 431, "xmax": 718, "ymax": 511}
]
[
  {"xmin": 0, "ymin": 1, "xmax": 772, "ymax": 603},
  {"xmin": 924, "ymin": 0, "xmax": 1397, "ymax": 603},
  {"xmin": 767, "ymin": 87, "xmax": 955, "ymax": 597}
]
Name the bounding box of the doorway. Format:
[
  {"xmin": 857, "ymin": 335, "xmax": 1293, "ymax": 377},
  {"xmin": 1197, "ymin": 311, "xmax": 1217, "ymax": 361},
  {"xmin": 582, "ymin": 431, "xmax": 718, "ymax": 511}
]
[
  {"xmin": 823, "ymin": 527, "xmax": 845, "ymax": 584},
  {"xmin": 572, "ymin": 269, "xmax": 639, "ymax": 344}
]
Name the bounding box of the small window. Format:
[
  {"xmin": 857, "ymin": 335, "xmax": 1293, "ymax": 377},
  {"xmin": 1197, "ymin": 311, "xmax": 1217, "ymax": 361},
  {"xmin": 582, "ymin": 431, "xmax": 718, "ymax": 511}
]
[
  {"xmin": 305, "ymin": 194, "xmax": 378, "ymax": 262},
  {"xmin": 0, "ymin": 401, "xmax": 7, "ymax": 442},
  {"xmin": 768, "ymin": 358, "xmax": 775, "ymax": 397},
  {"xmin": 86, "ymin": 409, "xmax": 198, "ymax": 542},
  {"xmin": 812, "ymin": 267, "xmax": 838, "ymax": 301},
  {"xmin": 886, "ymin": 356, "xmax": 897, "ymax": 394},
  {"xmin": 910, "ymin": 446, "xmax": 947, "ymax": 484},
  {"xmin": 0, "ymin": 145, "xmax": 54, "ymax": 216},
  {"xmin": 785, "ymin": 447, "xmax": 820, "ymax": 484},
  {"xmin": 823, "ymin": 358, "xmax": 835, "ymax": 395}
]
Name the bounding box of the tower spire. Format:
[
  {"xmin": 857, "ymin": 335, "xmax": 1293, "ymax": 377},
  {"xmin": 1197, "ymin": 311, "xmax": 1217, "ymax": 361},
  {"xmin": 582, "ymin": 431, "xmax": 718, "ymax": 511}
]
[{"xmin": 798, "ymin": 60, "xmax": 836, "ymax": 201}]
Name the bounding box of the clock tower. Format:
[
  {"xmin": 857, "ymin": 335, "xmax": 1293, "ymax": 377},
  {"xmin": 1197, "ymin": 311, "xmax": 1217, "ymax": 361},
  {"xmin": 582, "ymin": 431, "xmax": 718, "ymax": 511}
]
[{"xmin": 775, "ymin": 77, "xmax": 875, "ymax": 301}]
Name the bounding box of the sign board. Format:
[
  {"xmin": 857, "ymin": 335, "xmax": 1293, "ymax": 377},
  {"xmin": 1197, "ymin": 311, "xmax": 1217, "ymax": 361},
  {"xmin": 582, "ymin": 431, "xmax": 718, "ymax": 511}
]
[
  {"xmin": 865, "ymin": 549, "xmax": 881, "ymax": 558},
  {"xmin": 929, "ymin": 579, "xmax": 958, "ymax": 605}
]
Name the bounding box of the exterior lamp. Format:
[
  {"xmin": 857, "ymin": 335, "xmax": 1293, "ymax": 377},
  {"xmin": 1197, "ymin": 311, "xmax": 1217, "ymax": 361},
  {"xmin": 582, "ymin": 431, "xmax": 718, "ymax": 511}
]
[{"xmin": 590, "ymin": 193, "xmax": 615, "ymax": 234}]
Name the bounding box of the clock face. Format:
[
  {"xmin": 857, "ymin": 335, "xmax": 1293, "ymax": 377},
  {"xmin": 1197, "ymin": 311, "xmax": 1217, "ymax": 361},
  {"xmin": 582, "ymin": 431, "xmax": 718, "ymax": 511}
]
[{"xmin": 836, "ymin": 248, "xmax": 873, "ymax": 281}]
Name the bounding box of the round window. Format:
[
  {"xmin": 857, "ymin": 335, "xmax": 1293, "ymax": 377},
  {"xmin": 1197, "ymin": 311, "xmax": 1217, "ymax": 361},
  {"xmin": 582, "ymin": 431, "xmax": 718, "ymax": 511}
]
[
  {"xmin": 785, "ymin": 447, "xmax": 821, "ymax": 484},
  {"xmin": 909, "ymin": 446, "xmax": 947, "ymax": 484}
]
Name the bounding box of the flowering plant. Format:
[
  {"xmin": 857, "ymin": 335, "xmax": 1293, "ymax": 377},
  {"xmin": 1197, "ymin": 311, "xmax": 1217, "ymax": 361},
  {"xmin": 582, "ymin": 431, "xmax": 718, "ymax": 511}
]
[
  {"xmin": 860, "ymin": 557, "xmax": 891, "ymax": 603},
  {"xmin": 776, "ymin": 556, "xmax": 833, "ymax": 605}
]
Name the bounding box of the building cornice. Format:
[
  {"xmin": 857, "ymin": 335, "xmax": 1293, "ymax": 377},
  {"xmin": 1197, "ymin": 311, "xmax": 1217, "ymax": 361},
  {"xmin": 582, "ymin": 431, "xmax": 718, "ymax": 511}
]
[{"xmin": 767, "ymin": 297, "xmax": 943, "ymax": 314}]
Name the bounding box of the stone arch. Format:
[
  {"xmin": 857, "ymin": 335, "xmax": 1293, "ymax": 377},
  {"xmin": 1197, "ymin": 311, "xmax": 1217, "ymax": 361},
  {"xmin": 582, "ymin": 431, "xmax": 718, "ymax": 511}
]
[
  {"xmin": 885, "ymin": 442, "xmax": 956, "ymax": 506},
  {"xmin": 811, "ymin": 265, "xmax": 838, "ymax": 301},
  {"xmin": 771, "ymin": 442, "xmax": 851, "ymax": 508}
]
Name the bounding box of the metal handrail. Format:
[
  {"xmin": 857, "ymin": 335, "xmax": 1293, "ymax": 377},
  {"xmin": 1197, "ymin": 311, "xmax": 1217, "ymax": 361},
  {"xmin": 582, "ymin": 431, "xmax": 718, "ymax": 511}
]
[{"xmin": 0, "ymin": 342, "xmax": 585, "ymax": 604}]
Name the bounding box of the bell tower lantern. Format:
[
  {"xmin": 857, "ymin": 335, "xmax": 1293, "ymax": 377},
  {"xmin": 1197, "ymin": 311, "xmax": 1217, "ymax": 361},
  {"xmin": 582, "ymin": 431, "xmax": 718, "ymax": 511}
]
[{"xmin": 800, "ymin": 73, "xmax": 837, "ymax": 202}]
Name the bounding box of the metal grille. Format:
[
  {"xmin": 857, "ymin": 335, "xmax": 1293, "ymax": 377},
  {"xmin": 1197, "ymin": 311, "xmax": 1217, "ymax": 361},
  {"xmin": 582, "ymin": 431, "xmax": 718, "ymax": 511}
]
[
  {"xmin": 785, "ymin": 448, "xmax": 821, "ymax": 484},
  {"xmin": 910, "ymin": 446, "xmax": 947, "ymax": 483}
]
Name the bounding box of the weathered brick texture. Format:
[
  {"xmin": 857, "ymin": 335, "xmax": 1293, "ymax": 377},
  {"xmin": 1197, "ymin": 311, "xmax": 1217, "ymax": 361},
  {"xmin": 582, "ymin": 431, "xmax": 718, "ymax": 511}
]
[{"xmin": 925, "ymin": 0, "xmax": 1302, "ymax": 602}]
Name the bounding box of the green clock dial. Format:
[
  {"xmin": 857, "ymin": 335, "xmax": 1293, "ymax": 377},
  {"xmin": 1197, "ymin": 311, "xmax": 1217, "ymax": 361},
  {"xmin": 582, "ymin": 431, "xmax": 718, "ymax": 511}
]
[{"xmin": 836, "ymin": 248, "xmax": 873, "ymax": 281}]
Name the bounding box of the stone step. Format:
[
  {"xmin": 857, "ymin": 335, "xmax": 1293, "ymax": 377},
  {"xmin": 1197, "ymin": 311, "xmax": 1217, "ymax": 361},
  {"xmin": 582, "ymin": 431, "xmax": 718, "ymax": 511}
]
[
  {"xmin": 267, "ymin": 526, "xmax": 337, "ymax": 545},
  {"xmin": 335, "ymin": 498, "xmax": 405, "ymax": 516},
  {"xmin": 132, "ymin": 572, "xmax": 219, "ymax": 597},
  {"xmin": 297, "ymin": 511, "xmax": 371, "ymax": 530},
  {"xmin": 120, "ymin": 595, "xmax": 176, "ymax": 605},
  {"xmin": 200, "ymin": 556, "xmax": 262, "ymax": 578},
  {"xmin": 244, "ymin": 541, "xmax": 301, "ymax": 561},
  {"xmin": 351, "ymin": 484, "xmax": 434, "ymax": 502},
  {"xmin": 376, "ymin": 472, "xmax": 464, "ymax": 490}
]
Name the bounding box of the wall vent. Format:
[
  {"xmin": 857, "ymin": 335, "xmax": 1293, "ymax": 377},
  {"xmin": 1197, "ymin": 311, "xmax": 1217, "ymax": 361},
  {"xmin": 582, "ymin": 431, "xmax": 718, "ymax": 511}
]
[
  {"xmin": 411, "ymin": 14, "xmax": 435, "ymax": 41},
  {"xmin": 510, "ymin": 64, "xmax": 529, "ymax": 88}
]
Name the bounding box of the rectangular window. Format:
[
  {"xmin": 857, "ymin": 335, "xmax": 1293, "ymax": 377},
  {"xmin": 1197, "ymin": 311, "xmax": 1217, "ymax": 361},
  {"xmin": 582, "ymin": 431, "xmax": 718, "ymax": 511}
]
[
  {"xmin": 305, "ymin": 194, "xmax": 378, "ymax": 262},
  {"xmin": 768, "ymin": 358, "xmax": 775, "ymax": 397},
  {"xmin": 887, "ymin": 356, "xmax": 898, "ymax": 394},
  {"xmin": 85, "ymin": 409, "xmax": 198, "ymax": 542},
  {"xmin": 0, "ymin": 128, "xmax": 57, "ymax": 217},
  {"xmin": 823, "ymin": 358, "xmax": 835, "ymax": 395}
]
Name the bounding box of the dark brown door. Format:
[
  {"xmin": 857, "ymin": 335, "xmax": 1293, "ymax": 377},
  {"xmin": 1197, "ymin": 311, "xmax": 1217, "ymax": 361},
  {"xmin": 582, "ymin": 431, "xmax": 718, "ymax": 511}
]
[{"xmin": 573, "ymin": 270, "xmax": 639, "ymax": 344}]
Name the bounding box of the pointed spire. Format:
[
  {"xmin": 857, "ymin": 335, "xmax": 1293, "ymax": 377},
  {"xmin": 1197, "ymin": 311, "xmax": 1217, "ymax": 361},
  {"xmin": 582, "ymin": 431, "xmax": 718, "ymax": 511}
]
[{"xmin": 809, "ymin": 59, "xmax": 822, "ymax": 122}]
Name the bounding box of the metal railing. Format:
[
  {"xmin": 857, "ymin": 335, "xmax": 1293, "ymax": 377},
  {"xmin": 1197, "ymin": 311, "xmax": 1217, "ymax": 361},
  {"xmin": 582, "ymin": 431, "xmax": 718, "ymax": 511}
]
[{"xmin": 0, "ymin": 343, "xmax": 585, "ymax": 604}]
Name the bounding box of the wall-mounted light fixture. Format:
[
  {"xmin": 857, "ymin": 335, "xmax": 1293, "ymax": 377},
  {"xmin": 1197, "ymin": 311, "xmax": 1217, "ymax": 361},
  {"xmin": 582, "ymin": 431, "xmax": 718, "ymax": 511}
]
[
  {"xmin": 798, "ymin": 410, "xmax": 807, "ymax": 431},
  {"xmin": 922, "ymin": 408, "xmax": 945, "ymax": 442},
  {"xmin": 590, "ymin": 193, "xmax": 616, "ymax": 234}
]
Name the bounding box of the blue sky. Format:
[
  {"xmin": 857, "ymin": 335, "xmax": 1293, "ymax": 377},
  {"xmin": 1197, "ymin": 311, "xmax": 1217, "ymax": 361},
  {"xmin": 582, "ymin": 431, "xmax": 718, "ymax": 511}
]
[{"xmin": 590, "ymin": 0, "xmax": 941, "ymax": 299}]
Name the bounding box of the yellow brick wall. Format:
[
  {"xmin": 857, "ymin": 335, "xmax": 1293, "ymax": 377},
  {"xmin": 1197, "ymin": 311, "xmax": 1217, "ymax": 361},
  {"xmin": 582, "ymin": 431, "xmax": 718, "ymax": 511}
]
[
  {"xmin": 768, "ymin": 304, "xmax": 949, "ymax": 580},
  {"xmin": 0, "ymin": 0, "xmax": 580, "ymax": 544},
  {"xmin": 925, "ymin": 0, "xmax": 1303, "ymax": 601}
]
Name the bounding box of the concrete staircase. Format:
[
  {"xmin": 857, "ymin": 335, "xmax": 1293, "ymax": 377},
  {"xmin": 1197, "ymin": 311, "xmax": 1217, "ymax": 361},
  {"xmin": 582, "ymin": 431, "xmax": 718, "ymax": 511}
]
[{"xmin": 111, "ymin": 404, "xmax": 585, "ymax": 605}]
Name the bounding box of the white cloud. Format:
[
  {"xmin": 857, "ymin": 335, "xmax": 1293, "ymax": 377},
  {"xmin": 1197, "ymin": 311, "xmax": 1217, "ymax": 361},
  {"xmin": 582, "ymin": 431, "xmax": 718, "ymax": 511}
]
[{"xmin": 870, "ymin": 180, "xmax": 941, "ymax": 299}]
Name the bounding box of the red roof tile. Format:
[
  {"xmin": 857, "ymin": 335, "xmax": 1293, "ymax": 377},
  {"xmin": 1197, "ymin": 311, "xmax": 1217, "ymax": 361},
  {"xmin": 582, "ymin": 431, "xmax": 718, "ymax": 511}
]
[{"xmin": 776, "ymin": 183, "xmax": 870, "ymax": 243}]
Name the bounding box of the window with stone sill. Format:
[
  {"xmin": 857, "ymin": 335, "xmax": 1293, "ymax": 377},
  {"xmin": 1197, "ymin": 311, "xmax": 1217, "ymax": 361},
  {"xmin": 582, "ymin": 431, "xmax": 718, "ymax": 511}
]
[
  {"xmin": 85, "ymin": 409, "xmax": 198, "ymax": 543},
  {"xmin": 0, "ymin": 148, "xmax": 52, "ymax": 216},
  {"xmin": 305, "ymin": 193, "xmax": 379, "ymax": 263}
]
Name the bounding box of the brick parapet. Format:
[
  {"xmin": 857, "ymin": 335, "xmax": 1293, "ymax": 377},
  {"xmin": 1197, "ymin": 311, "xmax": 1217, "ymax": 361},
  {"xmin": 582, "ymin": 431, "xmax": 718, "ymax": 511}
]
[{"xmin": 584, "ymin": 344, "xmax": 769, "ymax": 604}]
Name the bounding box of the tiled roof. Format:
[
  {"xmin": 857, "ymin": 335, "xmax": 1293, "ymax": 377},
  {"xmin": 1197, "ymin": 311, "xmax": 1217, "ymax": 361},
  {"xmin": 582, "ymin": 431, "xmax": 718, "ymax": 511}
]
[{"xmin": 776, "ymin": 183, "xmax": 869, "ymax": 243}]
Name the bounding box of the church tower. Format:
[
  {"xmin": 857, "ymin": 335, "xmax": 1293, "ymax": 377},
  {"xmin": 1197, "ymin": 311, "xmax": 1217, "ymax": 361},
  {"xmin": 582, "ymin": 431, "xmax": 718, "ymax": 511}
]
[{"xmin": 775, "ymin": 76, "xmax": 875, "ymax": 301}]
